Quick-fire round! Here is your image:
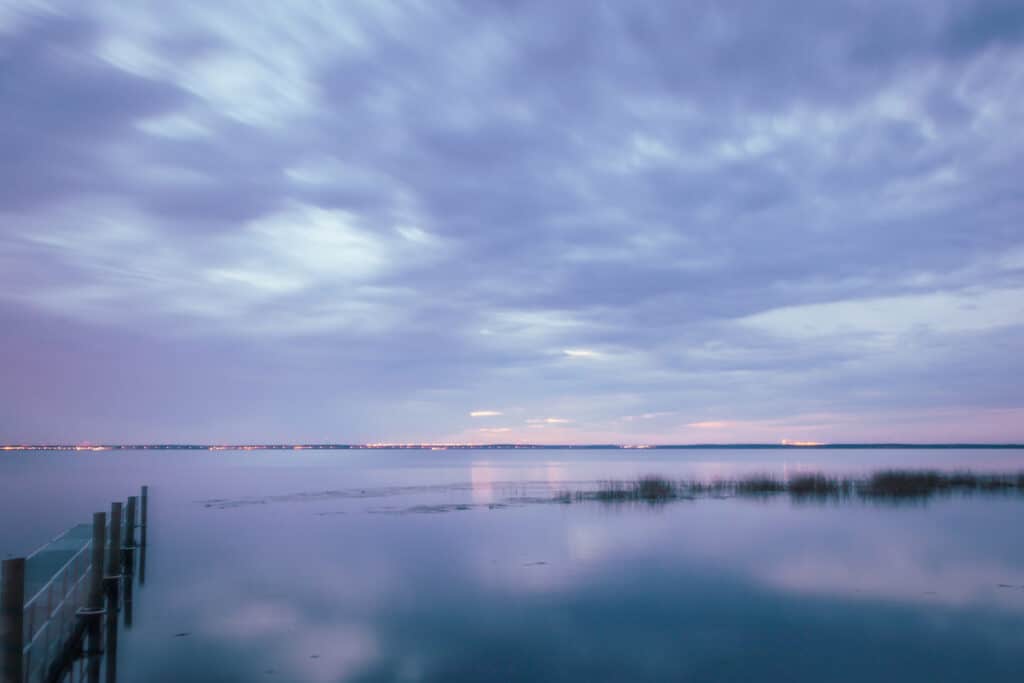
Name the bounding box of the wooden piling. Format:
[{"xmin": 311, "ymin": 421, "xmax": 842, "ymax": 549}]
[
  {"xmin": 125, "ymin": 496, "xmax": 137, "ymax": 549},
  {"xmin": 123, "ymin": 568, "xmax": 134, "ymax": 630},
  {"xmin": 1, "ymin": 558, "xmax": 26, "ymax": 683},
  {"xmin": 107, "ymin": 502, "xmax": 122, "ymax": 581},
  {"xmin": 86, "ymin": 511, "xmax": 109, "ymax": 683},
  {"xmin": 140, "ymin": 486, "xmax": 148, "ymax": 547},
  {"xmin": 86, "ymin": 617, "xmax": 101, "ymax": 683},
  {"xmin": 103, "ymin": 587, "xmax": 117, "ymax": 683},
  {"xmin": 89, "ymin": 512, "xmax": 106, "ymax": 611}
]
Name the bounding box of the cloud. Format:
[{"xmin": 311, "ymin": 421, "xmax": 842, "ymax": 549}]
[
  {"xmin": 469, "ymin": 411, "xmax": 502, "ymax": 417},
  {"xmin": 688, "ymin": 421, "xmax": 730, "ymax": 429},
  {"xmin": 562, "ymin": 349, "xmax": 602, "ymax": 359},
  {"xmin": 1, "ymin": 1, "xmax": 1023, "ymax": 441},
  {"xmin": 0, "ymin": 11, "xmax": 187, "ymax": 211},
  {"xmin": 740, "ymin": 287, "xmax": 1024, "ymax": 341}
]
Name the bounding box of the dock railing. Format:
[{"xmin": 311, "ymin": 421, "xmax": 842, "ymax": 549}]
[
  {"xmin": 22, "ymin": 534, "xmax": 93, "ymax": 682},
  {"xmin": 1, "ymin": 486, "xmax": 148, "ymax": 683}
]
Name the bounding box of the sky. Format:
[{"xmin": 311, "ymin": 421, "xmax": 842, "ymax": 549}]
[{"xmin": 1, "ymin": 0, "xmax": 1022, "ymax": 445}]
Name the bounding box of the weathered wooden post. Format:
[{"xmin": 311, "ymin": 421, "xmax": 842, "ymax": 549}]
[
  {"xmin": 88, "ymin": 512, "xmax": 106, "ymax": 610},
  {"xmin": 138, "ymin": 542, "xmax": 147, "ymax": 588},
  {"xmin": 107, "ymin": 502, "xmax": 122, "ymax": 577},
  {"xmin": 103, "ymin": 590, "xmax": 117, "ymax": 683},
  {"xmin": 140, "ymin": 486, "xmax": 148, "ymax": 547},
  {"xmin": 123, "ymin": 496, "xmax": 137, "ymax": 629},
  {"xmin": 75, "ymin": 511, "xmax": 106, "ymax": 683},
  {"xmin": 125, "ymin": 497, "xmax": 137, "ymax": 550},
  {"xmin": 106, "ymin": 501, "xmax": 122, "ymax": 618},
  {"xmin": 1, "ymin": 558, "xmax": 26, "ymax": 683},
  {"xmin": 123, "ymin": 572, "xmax": 134, "ymax": 630},
  {"xmin": 86, "ymin": 622, "xmax": 101, "ymax": 683},
  {"xmin": 104, "ymin": 503, "xmax": 122, "ymax": 683},
  {"xmin": 139, "ymin": 486, "xmax": 149, "ymax": 585}
]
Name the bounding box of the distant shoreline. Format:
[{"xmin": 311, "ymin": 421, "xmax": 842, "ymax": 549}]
[{"xmin": 3, "ymin": 443, "xmax": 1023, "ymax": 451}]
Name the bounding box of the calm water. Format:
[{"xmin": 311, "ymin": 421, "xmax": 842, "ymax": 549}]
[{"xmin": 3, "ymin": 448, "xmax": 1024, "ymax": 682}]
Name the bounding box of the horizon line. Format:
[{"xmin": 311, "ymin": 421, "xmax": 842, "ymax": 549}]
[{"xmin": 3, "ymin": 442, "xmax": 1023, "ymax": 451}]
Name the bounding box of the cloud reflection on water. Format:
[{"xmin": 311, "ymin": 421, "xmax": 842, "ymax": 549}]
[{"xmin": 4, "ymin": 449, "xmax": 1023, "ymax": 680}]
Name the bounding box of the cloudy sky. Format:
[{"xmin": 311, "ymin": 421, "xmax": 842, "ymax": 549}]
[{"xmin": 1, "ymin": 0, "xmax": 1022, "ymax": 444}]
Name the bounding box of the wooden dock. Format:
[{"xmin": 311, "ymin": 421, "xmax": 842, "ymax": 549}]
[{"xmin": 1, "ymin": 487, "xmax": 148, "ymax": 683}]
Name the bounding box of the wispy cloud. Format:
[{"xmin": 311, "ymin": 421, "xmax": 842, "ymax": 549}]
[
  {"xmin": 1, "ymin": 1, "xmax": 1022, "ymax": 442},
  {"xmin": 562, "ymin": 349, "xmax": 602, "ymax": 359},
  {"xmin": 622, "ymin": 412, "xmax": 675, "ymax": 422}
]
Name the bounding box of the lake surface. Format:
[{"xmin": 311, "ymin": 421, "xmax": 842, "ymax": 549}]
[{"xmin": 2, "ymin": 448, "xmax": 1024, "ymax": 682}]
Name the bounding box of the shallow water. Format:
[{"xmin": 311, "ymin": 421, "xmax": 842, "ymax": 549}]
[{"xmin": 3, "ymin": 448, "xmax": 1024, "ymax": 682}]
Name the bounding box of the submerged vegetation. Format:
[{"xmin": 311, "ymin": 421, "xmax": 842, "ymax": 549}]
[
  {"xmin": 198, "ymin": 470, "xmax": 1024, "ymax": 515},
  {"xmin": 584, "ymin": 475, "xmax": 679, "ymax": 503},
  {"xmin": 563, "ymin": 470, "xmax": 1024, "ymax": 505}
]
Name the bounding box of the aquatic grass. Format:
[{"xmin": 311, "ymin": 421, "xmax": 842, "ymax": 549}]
[
  {"xmin": 860, "ymin": 470, "xmax": 1024, "ymax": 498},
  {"xmin": 582, "ymin": 475, "xmax": 681, "ymax": 504},
  {"xmin": 735, "ymin": 476, "xmax": 786, "ymax": 494},
  {"xmin": 863, "ymin": 470, "xmax": 949, "ymax": 497},
  {"xmin": 552, "ymin": 491, "xmax": 573, "ymax": 504},
  {"xmin": 788, "ymin": 474, "xmax": 845, "ymax": 498},
  {"xmin": 559, "ymin": 470, "xmax": 1024, "ymax": 507},
  {"xmin": 977, "ymin": 477, "xmax": 1016, "ymax": 491},
  {"xmin": 636, "ymin": 475, "xmax": 676, "ymax": 501}
]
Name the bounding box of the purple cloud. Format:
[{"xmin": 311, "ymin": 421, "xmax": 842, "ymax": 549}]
[{"xmin": 1, "ymin": 1, "xmax": 1022, "ymax": 443}]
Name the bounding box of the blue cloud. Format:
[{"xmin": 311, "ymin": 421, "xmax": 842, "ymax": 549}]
[{"xmin": 1, "ymin": 1, "xmax": 1022, "ymax": 442}]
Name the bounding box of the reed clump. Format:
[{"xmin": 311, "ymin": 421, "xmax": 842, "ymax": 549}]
[
  {"xmin": 571, "ymin": 469, "xmax": 1024, "ymax": 506},
  {"xmin": 862, "ymin": 470, "xmax": 1022, "ymax": 498},
  {"xmin": 583, "ymin": 475, "xmax": 679, "ymax": 503},
  {"xmin": 637, "ymin": 475, "xmax": 676, "ymax": 501},
  {"xmin": 863, "ymin": 470, "xmax": 949, "ymax": 497},
  {"xmin": 788, "ymin": 474, "xmax": 844, "ymax": 498},
  {"xmin": 735, "ymin": 476, "xmax": 786, "ymax": 494}
]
